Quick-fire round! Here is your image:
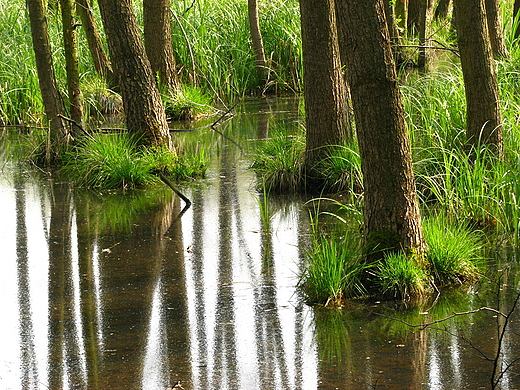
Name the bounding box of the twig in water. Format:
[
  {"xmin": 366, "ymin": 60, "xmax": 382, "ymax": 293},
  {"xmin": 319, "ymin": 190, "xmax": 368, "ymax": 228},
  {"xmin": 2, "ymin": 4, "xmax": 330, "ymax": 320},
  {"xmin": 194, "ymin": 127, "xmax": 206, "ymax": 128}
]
[{"xmin": 157, "ymin": 171, "xmax": 191, "ymax": 209}]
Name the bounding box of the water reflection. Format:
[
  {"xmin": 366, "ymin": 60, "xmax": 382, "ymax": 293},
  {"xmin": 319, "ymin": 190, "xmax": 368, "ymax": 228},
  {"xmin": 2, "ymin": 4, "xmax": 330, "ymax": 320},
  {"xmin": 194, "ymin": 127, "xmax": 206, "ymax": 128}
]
[{"xmin": 2, "ymin": 98, "xmax": 520, "ymax": 389}]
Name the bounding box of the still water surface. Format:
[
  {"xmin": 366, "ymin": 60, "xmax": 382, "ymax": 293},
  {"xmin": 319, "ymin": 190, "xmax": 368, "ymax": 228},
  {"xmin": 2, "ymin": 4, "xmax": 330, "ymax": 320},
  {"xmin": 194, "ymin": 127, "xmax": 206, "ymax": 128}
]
[{"xmin": 1, "ymin": 98, "xmax": 520, "ymax": 389}]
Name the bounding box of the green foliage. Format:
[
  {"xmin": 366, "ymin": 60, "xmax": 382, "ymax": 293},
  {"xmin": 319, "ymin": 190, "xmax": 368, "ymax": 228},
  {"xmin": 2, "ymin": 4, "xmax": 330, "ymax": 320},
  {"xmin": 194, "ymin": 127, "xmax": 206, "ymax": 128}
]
[
  {"xmin": 374, "ymin": 253, "xmax": 429, "ymax": 299},
  {"xmin": 163, "ymin": 84, "xmax": 215, "ymax": 121},
  {"xmin": 251, "ymin": 132, "xmax": 304, "ymax": 192},
  {"xmin": 319, "ymin": 143, "xmax": 363, "ymax": 193},
  {"xmin": 424, "ymin": 215, "xmax": 483, "ymax": 286},
  {"xmin": 299, "ymin": 230, "xmax": 368, "ymax": 305},
  {"xmin": 63, "ymin": 132, "xmax": 207, "ymax": 189},
  {"xmin": 170, "ymin": 0, "xmax": 302, "ymax": 97}
]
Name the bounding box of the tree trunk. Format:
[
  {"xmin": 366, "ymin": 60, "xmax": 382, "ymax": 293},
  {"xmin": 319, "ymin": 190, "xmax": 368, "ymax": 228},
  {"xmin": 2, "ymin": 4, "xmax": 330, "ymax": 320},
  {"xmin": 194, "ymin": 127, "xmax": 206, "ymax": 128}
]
[
  {"xmin": 143, "ymin": 0, "xmax": 180, "ymax": 92},
  {"xmin": 395, "ymin": 0, "xmax": 408, "ymax": 31},
  {"xmin": 60, "ymin": 0, "xmax": 84, "ymax": 135},
  {"xmin": 453, "ymin": 0, "xmax": 503, "ymax": 157},
  {"xmin": 434, "ymin": 0, "xmax": 451, "ymax": 20},
  {"xmin": 407, "ymin": 0, "xmax": 420, "ymax": 34},
  {"xmin": 248, "ymin": 0, "xmax": 269, "ymax": 86},
  {"xmin": 337, "ymin": 0, "xmax": 426, "ymax": 262},
  {"xmin": 515, "ymin": 0, "xmax": 520, "ymax": 40},
  {"xmin": 417, "ymin": 0, "xmax": 433, "ymax": 68},
  {"xmin": 485, "ymin": 0, "xmax": 509, "ymax": 58},
  {"xmin": 300, "ymin": 0, "xmax": 349, "ymax": 186},
  {"xmin": 76, "ymin": 0, "xmax": 115, "ymax": 87},
  {"xmin": 26, "ymin": 0, "xmax": 68, "ymax": 163},
  {"xmin": 98, "ymin": 0, "xmax": 173, "ymax": 149}
]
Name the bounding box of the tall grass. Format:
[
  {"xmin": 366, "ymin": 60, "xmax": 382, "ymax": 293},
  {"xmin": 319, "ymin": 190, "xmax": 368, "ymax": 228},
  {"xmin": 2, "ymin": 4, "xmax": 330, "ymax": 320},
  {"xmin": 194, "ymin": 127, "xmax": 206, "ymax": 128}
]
[
  {"xmin": 299, "ymin": 227, "xmax": 368, "ymax": 305},
  {"xmin": 63, "ymin": 132, "xmax": 207, "ymax": 189},
  {"xmin": 170, "ymin": 0, "xmax": 302, "ymax": 97}
]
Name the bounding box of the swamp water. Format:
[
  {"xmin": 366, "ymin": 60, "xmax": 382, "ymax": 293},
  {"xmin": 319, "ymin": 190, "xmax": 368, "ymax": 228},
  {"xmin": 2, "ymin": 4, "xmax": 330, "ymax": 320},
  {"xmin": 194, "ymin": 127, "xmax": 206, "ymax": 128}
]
[{"xmin": 1, "ymin": 97, "xmax": 520, "ymax": 389}]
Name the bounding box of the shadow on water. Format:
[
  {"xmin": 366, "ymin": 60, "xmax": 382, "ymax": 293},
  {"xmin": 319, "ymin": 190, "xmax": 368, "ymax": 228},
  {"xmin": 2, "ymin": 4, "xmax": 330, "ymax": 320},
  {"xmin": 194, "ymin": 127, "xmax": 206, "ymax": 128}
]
[{"xmin": 1, "ymin": 97, "xmax": 520, "ymax": 389}]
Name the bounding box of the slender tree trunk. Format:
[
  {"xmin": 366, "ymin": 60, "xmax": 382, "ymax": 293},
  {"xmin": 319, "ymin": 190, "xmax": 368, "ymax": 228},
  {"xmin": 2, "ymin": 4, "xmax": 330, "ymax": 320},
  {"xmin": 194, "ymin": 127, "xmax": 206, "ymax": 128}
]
[
  {"xmin": 300, "ymin": 0, "xmax": 349, "ymax": 186},
  {"xmin": 60, "ymin": 0, "xmax": 84, "ymax": 134},
  {"xmin": 248, "ymin": 0, "xmax": 269, "ymax": 86},
  {"xmin": 485, "ymin": 0, "xmax": 509, "ymax": 58},
  {"xmin": 98, "ymin": 0, "xmax": 173, "ymax": 149},
  {"xmin": 453, "ymin": 0, "xmax": 503, "ymax": 157},
  {"xmin": 515, "ymin": 0, "xmax": 520, "ymax": 40},
  {"xmin": 434, "ymin": 0, "xmax": 451, "ymax": 20},
  {"xmin": 417, "ymin": 0, "xmax": 433, "ymax": 68},
  {"xmin": 76, "ymin": 0, "xmax": 115, "ymax": 87},
  {"xmin": 143, "ymin": 0, "xmax": 180, "ymax": 92},
  {"xmin": 26, "ymin": 0, "xmax": 68, "ymax": 163},
  {"xmin": 395, "ymin": 0, "xmax": 408, "ymax": 31},
  {"xmin": 337, "ymin": 0, "xmax": 426, "ymax": 262},
  {"xmin": 407, "ymin": 0, "xmax": 420, "ymax": 34}
]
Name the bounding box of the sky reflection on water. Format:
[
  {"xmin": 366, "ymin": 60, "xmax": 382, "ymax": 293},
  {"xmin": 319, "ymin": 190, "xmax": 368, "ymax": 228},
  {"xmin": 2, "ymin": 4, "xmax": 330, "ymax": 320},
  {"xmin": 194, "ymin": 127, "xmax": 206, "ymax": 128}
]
[{"xmin": 2, "ymin": 98, "xmax": 520, "ymax": 389}]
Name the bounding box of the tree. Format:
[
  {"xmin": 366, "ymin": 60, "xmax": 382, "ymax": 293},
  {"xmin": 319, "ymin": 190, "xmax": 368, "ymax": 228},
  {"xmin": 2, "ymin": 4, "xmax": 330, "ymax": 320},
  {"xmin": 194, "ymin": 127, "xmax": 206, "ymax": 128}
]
[
  {"xmin": 76, "ymin": 0, "xmax": 115, "ymax": 87},
  {"xmin": 143, "ymin": 0, "xmax": 180, "ymax": 92},
  {"xmin": 434, "ymin": 0, "xmax": 451, "ymax": 20},
  {"xmin": 60, "ymin": 0, "xmax": 84, "ymax": 134},
  {"xmin": 299, "ymin": 0, "xmax": 349, "ymax": 186},
  {"xmin": 248, "ymin": 0, "xmax": 269, "ymax": 87},
  {"xmin": 336, "ymin": 0, "xmax": 426, "ymax": 261},
  {"xmin": 453, "ymin": 0, "xmax": 503, "ymax": 157},
  {"xmin": 417, "ymin": 0, "xmax": 433, "ymax": 68},
  {"xmin": 484, "ymin": 0, "xmax": 509, "ymax": 58},
  {"xmin": 26, "ymin": 0, "xmax": 68, "ymax": 163},
  {"xmin": 515, "ymin": 0, "xmax": 520, "ymax": 41},
  {"xmin": 97, "ymin": 0, "xmax": 173, "ymax": 149}
]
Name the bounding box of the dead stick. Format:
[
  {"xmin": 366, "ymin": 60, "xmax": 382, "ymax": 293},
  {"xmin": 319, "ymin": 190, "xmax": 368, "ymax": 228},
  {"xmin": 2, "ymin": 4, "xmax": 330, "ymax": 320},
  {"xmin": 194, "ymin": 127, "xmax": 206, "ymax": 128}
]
[{"xmin": 157, "ymin": 171, "xmax": 192, "ymax": 208}]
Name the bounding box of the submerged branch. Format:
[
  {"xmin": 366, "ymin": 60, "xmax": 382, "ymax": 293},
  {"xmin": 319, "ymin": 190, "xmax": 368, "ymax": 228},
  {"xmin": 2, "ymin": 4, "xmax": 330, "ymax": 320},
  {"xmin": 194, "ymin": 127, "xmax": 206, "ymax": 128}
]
[
  {"xmin": 157, "ymin": 171, "xmax": 191, "ymax": 209},
  {"xmin": 367, "ymin": 306, "xmax": 505, "ymax": 330}
]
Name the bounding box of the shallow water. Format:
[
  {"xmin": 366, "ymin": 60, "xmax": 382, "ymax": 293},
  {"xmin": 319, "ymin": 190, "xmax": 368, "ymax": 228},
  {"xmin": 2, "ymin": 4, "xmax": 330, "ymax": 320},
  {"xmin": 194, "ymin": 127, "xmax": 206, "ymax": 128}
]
[{"xmin": 1, "ymin": 98, "xmax": 520, "ymax": 389}]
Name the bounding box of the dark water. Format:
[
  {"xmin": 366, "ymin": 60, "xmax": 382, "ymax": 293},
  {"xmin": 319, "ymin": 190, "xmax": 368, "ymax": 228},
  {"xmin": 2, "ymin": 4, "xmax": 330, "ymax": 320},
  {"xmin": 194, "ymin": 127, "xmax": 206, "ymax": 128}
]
[{"xmin": 1, "ymin": 98, "xmax": 520, "ymax": 389}]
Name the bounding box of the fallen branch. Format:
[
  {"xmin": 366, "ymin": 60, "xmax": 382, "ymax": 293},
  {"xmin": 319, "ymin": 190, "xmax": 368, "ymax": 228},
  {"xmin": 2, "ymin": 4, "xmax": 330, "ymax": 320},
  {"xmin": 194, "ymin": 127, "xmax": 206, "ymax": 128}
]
[
  {"xmin": 157, "ymin": 171, "xmax": 191, "ymax": 209},
  {"xmin": 366, "ymin": 306, "xmax": 505, "ymax": 330}
]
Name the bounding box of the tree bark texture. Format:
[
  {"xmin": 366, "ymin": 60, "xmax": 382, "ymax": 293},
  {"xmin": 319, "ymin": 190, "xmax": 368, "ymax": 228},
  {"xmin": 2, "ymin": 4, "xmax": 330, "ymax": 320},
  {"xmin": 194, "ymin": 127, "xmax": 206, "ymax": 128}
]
[
  {"xmin": 248, "ymin": 0, "xmax": 269, "ymax": 85},
  {"xmin": 300, "ymin": 0, "xmax": 349, "ymax": 183},
  {"xmin": 143, "ymin": 0, "xmax": 180, "ymax": 92},
  {"xmin": 484, "ymin": 0, "xmax": 509, "ymax": 58},
  {"xmin": 98, "ymin": 0, "xmax": 172, "ymax": 149},
  {"xmin": 515, "ymin": 0, "xmax": 520, "ymax": 40},
  {"xmin": 453, "ymin": 0, "xmax": 503, "ymax": 157},
  {"xmin": 60, "ymin": 0, "xmax": 84, "ymax": 134},
  {"xmin": 26, "ymin": 0, "xmax": 68, "ymax": 162},
  {"xmin": 434, "ymin": 0, "xmax": 451, "ymax": 20},
  {"xmin": 337, "ymin": 0, "xmax": 426, "ymax": 261},
  {"xmin": 395, "ymin": 0, "xmax": 408, "ymax": 31},
  {"xmin": 407, "ymin": 0, "xmax": 420, "ymax": 33},
  {"xmin": 417, "ymin": 0, "xmax": 433, "ymax": 67},
  {"xmin": 76, "ymin": 0, "xmax": 115, "ymax": 87}
]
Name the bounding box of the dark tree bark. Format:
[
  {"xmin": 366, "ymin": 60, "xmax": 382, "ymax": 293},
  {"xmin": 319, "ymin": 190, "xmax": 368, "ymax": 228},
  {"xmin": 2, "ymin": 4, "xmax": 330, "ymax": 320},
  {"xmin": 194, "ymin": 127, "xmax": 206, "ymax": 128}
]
[
  {"xmin": 248, "ymin": 0, "xmax": 269, "ymax": 86},
  {"xmin": 407, "ymin": 0, "xmax": 420, "ymax": 33},
  {"xmin": 76, "ymin": 0, "xmax": 115, "ymax": 87},
  {"xmin": 26, "ymin": 0, "xmax": 68, "ymax": 163},
  {"xmin": 336, "ymin": 0, "xmax": 426, "ymax": 261},
  {"xmin": 395, "ymin": 0, "xmax": 408, "ymax": 31},
  {"xmin": 143, "ymin": 0, "xmax": 180, "ymax": 92},
  {"xmin": 484, "ymin": 0, "xmax": 509, "ymax": 58},
  {"xmin": 97, "ymin": 0, "xmax": 172, "ymax": 149},
  {"xmin": 60, "ymin": 0, "xmax": 84, "ymax": 134},
  {"xmin": 515, "ymin": 0, "xmax": 520, "ymax": 40},
  {"xmin": 417, "ymin": 0, "xmax": 433, "ymax": 68},
  {"xmin": 300, "ymin": 0, "xmax": 349, "ymax": 185},
  {"xmin": 434, "ymin": 0, "xmax": 451, "ymax": 20},
  {"xmin": 453, "ymin": 0, "xmax": 503, "ymax": 157}
]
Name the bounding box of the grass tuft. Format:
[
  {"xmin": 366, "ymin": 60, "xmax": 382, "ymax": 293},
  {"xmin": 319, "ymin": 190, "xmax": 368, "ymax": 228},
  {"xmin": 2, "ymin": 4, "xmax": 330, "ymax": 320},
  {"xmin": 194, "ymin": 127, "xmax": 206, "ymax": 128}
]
[
  {"xmin": 424, "ymin": 215, "xmax": 483, "ymax": 286},
  {"xmin": 374, "ymin": 252, "xmax": 429, "ymax": 299}
]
